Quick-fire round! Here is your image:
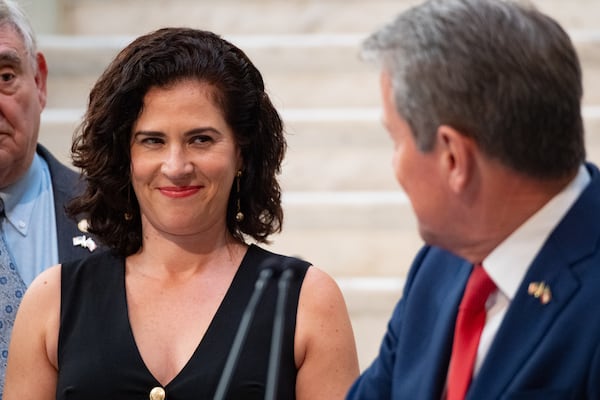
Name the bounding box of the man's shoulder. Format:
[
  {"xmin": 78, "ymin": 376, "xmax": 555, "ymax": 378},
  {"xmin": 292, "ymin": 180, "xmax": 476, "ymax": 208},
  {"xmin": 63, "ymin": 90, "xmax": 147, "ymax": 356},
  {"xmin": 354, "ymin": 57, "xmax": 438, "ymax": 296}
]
[
  {"xmin": 36, "ymin": 144, "xmax": 82, "ymax": 198},
  {"xmin": 402, "ymin": 245, "xmax": 471, "ymax": 298},
  {"xmin": 413, "ymin": 245, "xmax": 467, "ymax": 270},
  {"xmin": 36, "ymin": 144, "xmax": 78, "ymax": 178}
]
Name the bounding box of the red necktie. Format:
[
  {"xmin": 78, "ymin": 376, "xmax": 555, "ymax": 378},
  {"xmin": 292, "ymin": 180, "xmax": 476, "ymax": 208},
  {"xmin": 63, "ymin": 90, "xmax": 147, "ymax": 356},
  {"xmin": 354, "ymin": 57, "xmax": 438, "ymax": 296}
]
[{"xmin": 446, "ymin": 265, "xmax": 496, "ymax": 400}]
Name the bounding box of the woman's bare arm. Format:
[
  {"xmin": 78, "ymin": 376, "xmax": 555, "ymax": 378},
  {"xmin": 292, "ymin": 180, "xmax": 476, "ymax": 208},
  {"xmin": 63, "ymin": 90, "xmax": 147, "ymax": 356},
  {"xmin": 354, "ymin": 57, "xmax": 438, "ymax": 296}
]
[
  {"xmin": 295, "ymin": 266, "xmax": 360, "ymax": 400},
  {"xmin": 4, "ymin": 264, "xmax": 61, "ymax": 400}
]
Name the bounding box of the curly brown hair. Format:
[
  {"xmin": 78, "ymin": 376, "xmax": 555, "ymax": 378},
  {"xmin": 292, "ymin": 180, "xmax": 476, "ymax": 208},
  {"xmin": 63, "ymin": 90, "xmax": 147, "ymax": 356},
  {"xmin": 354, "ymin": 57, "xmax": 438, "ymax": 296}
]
[{"xmin": 67, "ymin": 27, "xmax": 286, "ymax": 256}]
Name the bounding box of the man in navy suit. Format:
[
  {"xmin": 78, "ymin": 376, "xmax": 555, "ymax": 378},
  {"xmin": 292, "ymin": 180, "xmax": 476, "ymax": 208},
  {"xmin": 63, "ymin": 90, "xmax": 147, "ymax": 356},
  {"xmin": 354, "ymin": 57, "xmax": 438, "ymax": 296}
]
[
  {"xmin": 0, "ymin": 0, "xmax": 97, "ymax": 392},
  {"xmin": 348, "ymin": 0, "xmax": 600, "ymax": 398}
]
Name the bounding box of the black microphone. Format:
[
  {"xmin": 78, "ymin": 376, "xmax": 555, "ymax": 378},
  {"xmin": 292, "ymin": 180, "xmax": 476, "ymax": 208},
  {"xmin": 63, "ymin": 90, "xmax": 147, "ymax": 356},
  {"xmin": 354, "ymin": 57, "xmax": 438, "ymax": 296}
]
[
  {"xmin": 213, "ymin": 263, "xmax": 276, "ymax": 400},
  {"xmin": 265, "ymin": 263, "xmax": 296, "ymax": 400}
]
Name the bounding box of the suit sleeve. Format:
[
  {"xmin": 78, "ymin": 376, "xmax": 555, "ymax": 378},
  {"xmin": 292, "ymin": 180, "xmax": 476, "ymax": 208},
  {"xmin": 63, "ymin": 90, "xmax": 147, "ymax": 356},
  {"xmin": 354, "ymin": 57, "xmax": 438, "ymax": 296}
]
[
  {"xmin": 345, "ymin": 298, "xmax": 404, "ymax": 400},
  {"xmin": 346, "ymin": 247, "xmax": 431, "ymax": 400},
  {"xmin": 588, "ymin": 340, "xmax": 600, "ymax": 398}
]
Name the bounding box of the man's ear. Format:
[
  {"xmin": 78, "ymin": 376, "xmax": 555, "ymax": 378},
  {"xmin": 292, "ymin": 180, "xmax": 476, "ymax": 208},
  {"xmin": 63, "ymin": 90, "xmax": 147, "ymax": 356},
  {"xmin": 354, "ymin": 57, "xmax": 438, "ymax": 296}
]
[
  {"xmin": 436, "ymin": 125, "xmax": 476, "ymax": 193},
  {"xmin": 35, "ymin": 52, "xmax": 48, "ymax": 109}
]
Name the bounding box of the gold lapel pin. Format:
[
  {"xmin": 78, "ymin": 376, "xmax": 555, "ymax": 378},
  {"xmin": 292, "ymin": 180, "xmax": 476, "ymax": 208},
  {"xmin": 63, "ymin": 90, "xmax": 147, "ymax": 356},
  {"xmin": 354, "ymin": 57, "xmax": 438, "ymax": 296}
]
[{"xmin": 528, "ymin": 281, "xmax": 552, "ymax": 305}]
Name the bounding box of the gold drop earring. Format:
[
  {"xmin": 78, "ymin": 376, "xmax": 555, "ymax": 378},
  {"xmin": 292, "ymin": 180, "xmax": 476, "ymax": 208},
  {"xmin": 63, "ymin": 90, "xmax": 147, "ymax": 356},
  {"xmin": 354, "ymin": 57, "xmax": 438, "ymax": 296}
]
[
  {"xmin": 235, "ymin": 170, "xmax": 244, "ymax": 222},
  {"xmin": 124, "ymin": 186, "xmax": 133, "ymax": 221}
]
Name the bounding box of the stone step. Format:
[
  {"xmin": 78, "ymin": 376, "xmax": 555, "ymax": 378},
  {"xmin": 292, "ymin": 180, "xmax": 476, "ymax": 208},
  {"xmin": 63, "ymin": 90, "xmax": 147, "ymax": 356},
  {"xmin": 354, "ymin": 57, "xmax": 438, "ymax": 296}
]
[
  {"xmin": 266, "ymin": 208, "xmax": 422, "ymax": 278},
  {"xmin": 39, "ymin": 33, "xmax": 600, "ymax": 109},
  {"xmin": 39, "ymin": 104, "xmax": 600, "ymax": 278},
  {"xmin": 25, "ymin": 0, "xmax": 600, "ymax": 36},
  {"xmin": 27, "ymin": 0, "xmax": 600, "ymax": 374},
  {"xmin": 40, "ymin": 106, "xmax": 600, "ymax": 191}
]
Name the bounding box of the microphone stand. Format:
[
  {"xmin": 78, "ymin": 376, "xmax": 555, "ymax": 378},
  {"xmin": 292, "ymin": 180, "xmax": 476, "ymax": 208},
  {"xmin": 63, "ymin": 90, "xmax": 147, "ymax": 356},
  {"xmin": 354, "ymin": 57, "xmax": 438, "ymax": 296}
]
[
  {"xmin": 265, "ymin": 267, "xmax": 295, "ymax": 400},
  {"xmin": 213, "ymin": 267, "xmax": 274, "ymax": 400}
]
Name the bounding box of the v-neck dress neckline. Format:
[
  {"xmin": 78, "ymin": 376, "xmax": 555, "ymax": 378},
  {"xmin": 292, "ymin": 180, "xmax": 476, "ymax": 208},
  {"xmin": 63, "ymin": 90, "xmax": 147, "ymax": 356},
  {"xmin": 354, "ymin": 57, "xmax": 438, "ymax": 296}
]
[
  {"xmin": 57, "ymin": 245, "xmax": 310, "ymax": 400},
  {"xmin": 121, "ymin": 245, "xmax": 253, "ymax": 388}
]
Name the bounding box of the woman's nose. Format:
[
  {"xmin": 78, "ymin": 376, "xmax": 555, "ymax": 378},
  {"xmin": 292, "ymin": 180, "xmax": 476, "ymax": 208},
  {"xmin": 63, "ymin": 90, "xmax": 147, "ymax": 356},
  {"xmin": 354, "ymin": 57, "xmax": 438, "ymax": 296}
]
[{"xmin": 160, "ymin": 147, "xmax": 194, "ymax": 178}]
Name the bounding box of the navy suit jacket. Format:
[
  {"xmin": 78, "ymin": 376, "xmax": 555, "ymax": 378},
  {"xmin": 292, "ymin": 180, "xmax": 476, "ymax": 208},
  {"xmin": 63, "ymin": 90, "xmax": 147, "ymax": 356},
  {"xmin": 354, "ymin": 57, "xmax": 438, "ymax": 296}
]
[
  {"xmin": 37, "ymin": 144, "xmax": 97, "ymax": 263},
  {"xmin": 348, "ymin": 163, "xmax": 600, "ymax": 399}
]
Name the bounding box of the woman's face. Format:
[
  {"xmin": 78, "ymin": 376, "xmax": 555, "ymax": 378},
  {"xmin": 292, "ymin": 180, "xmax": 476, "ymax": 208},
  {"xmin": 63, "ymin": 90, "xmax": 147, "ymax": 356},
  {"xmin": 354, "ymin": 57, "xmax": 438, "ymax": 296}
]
[{"xmin": 130, "ymin": 79, "xmax": 241, "ymax": 238}]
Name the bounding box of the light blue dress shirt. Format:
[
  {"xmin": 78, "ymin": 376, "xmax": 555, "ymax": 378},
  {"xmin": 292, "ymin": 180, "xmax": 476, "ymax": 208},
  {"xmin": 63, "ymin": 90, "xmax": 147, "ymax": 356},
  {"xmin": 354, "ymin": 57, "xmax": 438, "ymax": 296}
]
[{"xmin": 0, "ymin": 153, "xmax": 58, "ymax": 286}]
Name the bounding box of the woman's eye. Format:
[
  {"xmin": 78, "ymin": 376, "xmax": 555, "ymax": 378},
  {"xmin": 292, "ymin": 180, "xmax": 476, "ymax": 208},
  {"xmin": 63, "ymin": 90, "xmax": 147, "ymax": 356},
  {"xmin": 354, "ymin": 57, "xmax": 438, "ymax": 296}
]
[
  {"xmin": 141, "ymin": 137, "xmax": 164, "ymax": 145},
  {"xmin": 192, "ymin": 135, "xmax": 212, "ymax": 144}
]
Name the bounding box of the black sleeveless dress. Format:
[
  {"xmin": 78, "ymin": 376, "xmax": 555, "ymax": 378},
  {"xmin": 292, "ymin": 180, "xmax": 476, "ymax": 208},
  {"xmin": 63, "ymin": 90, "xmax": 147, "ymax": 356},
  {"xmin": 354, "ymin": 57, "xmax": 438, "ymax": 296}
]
[{"xmin": 56, "ymin": 244, "xmax": 310, "ymax": 400}]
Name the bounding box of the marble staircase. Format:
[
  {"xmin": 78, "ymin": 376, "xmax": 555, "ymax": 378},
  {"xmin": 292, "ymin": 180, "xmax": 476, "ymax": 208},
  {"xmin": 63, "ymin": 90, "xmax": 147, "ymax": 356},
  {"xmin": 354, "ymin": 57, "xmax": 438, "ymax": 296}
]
[{"xmin": 25, "ymin": 0, "xmax": 600, "ymax": 369}]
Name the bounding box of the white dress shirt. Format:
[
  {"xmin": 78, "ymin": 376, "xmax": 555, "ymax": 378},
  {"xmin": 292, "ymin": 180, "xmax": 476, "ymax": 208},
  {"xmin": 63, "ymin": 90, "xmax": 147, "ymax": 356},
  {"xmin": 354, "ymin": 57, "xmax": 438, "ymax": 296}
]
[{"xmin": 475, "ymin": 164, "xmax": 591, "ymax": 375}]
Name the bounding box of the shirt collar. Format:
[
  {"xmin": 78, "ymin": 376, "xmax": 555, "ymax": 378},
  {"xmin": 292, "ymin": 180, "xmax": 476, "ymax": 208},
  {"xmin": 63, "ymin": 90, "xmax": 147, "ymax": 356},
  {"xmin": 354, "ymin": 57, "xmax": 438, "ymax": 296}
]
[
  {"xmin": 0, "ymin": 153, "xmax": 45, "ymax": 236},
  {"xmin": 483, "ymin": 165, "xmax": 590, "ymax": 300}
]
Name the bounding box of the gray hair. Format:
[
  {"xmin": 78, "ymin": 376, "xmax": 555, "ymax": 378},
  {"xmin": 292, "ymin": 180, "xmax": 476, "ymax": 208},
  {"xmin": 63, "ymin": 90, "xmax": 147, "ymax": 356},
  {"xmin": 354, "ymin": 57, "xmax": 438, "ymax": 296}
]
[
  {"xmin": 362, "ymin": 0, "xmax": 584, "ymax": 179},
  {"xmin": 0, "ymin": 0, "xmax": 38, "ymax": 70}
]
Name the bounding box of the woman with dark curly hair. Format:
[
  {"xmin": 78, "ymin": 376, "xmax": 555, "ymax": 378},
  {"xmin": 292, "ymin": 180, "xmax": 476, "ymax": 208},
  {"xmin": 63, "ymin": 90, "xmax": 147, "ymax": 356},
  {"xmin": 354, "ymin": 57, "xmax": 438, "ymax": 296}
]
[{"xmin": 5, "ymin": 27, "xmax": 358, "ymax": 400}]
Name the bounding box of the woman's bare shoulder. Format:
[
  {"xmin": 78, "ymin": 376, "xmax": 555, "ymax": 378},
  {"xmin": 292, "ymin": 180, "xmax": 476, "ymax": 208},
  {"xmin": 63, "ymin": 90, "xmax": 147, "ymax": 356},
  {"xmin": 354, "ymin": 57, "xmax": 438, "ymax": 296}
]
[{"xmin": 27, "ymin": 263, "xmax": 62, "ymax": 296}]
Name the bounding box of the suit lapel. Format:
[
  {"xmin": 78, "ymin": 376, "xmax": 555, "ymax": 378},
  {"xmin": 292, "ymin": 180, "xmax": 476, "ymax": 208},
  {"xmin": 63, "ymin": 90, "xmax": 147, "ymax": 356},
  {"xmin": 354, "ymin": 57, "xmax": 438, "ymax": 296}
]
[
  {"xmin": 429, "ymin": 261, "xmax": 473, "ymax": 397},
  {"xmin": 470, "ymin": 245, "xmax": 579, "ymax": 397},
  {"xmin": 421, "ymin": 261, "xmax": 472, "ymax": 399},
  {"xmin": 469, "ymin": 163, "xmax": 600, "ymax": 397},
  {"xmin": 37, "ymin": 144, "xmax": 93, "ymax": 262},
  {"xmin": 395, "ymin": 249, "xmax": 473, "ymax": 398}
]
